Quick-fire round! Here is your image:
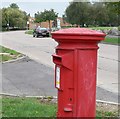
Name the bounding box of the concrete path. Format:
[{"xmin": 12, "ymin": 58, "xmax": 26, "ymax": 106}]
[
  {"xmin": 2, "ymin": 57, "xmax": 118, "ymax": 103},
  {"xmin": 0, "ymin": 31, "xmax": 119, "ymax": 95}
]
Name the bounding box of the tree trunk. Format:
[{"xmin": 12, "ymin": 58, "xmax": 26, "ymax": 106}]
[
  {"xmin": 48, "ymin": 20, "xmax": 51, "ymax": 29},
  {"xmin": 82, "ymin": 23, "xmax": 84, "ymax": 27}
]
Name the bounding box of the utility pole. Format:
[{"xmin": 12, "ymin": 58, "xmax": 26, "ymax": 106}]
[{"xmin": 7, "ymin": 14, "xmax": 9, "ymax": 31}]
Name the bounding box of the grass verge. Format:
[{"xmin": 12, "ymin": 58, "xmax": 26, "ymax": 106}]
[
  {"xmin": 89, "ymin": 26, "xmax": 117, "ymax": 30},
  {"xmin": 25, "ymin": 30, "xmax": 33, "ymax": 35},
  {"xmin": 0, "ymin": 46, "xmax": 22, "ymax": 62},
  {"xmin": 103, "ymin": 37, "xmax": 119, "ymax": 45},
  {"xmin": 2, "ymin": 97, "xmax": 56, "ymax": 117},
  {"xmin": 1, "ymin": 97, "xmax": 118, "ymax": 118}
]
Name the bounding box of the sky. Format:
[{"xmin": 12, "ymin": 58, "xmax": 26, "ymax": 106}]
[
  {"xmin": 2, "ymin": 0, "xmax": 117, "ymax": 17},
  {"xmin": 1, "ymin": 2, "xmax": 70, "ymax": 17}
]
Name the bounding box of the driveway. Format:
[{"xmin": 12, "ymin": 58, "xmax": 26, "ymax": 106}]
[{"xmin": 1, "ymin": 31, "xmax": 119, "ymax": 95}]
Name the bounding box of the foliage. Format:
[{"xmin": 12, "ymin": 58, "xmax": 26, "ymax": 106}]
[
  {"xmin": 66, "ymin": 2, "xmax": 91, "ymax": 26},
  {"xmin": 62, "ymin": 14, "xmax": 67, "ymax": 24},
  {"xmin": 2, "ymin": 3, "xmax": 29, "ymax": 30},
  {"xmin": 64, "ymin": 2, "xmax": 119, "ymax": 27},
  {"xmin": 10, "ymin": 3, "xmax": 19, "ymax": 9},
  {"xmin": 0, "ymin": 9, "xmax": 2, "ymax": 31},
  {"xmin": 105, "ymin": 2, "xmax": 120, "ymax": 14},
  {"xmin": 35, "ymin": 12, "xmax": 44, "ymax": 24},
  {"xmin": 104, "ymin": 2, "xmax": 119, "ymax": 26},
  {"xmin": 35, "ymin": 9, "xmax": 58, "ymax": 28},
  {"xmin": 42, "ymin": 9, "xmax": 58, "ymax": 22}
]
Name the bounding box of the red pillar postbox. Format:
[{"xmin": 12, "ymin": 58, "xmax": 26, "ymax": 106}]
[{"xmin": 51, "ymin": 28, "xmax": 106, "ymax": 118}]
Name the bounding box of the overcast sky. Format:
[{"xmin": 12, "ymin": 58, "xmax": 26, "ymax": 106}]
[
  {"xmin": 1, "ymin": 2, "xmax": 70, "ymax": 17},
  {"xmin": 2, "ymin": 0, "xmax": 115, "ymax": 17}
]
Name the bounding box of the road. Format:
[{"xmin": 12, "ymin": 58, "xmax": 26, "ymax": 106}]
[
  {"xmin": 0, "ymin": 31, "xmax": 119, "ymax": 95},
  {"xmin": 2, "ymin": 57, "xmax": 118, "ymax": 103}
]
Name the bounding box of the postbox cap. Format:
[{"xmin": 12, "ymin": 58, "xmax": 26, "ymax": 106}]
[{"xmin": 51, "ymin": 28, "xmax": 106, "ymax": 42}]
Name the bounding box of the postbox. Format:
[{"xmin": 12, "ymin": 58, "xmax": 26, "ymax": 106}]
[{"xmin": 51, "ymin": 28, "xmax": 106, "ymax": 118}]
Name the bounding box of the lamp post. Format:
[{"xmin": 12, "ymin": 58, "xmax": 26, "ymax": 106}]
[
  {"xmin": 7, "ymin": 23, "xmax": 9, "ymax": 31},
  {"xmin": 7, "ymin": 14, "xmax": 9, "ymax": 31},
  {"xmin": 27, "ymin": 21, "xmax": 29, "ymax": 30}
]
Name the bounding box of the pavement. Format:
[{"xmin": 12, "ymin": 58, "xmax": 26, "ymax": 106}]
[{"xmin": 0, "ymin": 31, "xmax": 119, "ymax": 103}]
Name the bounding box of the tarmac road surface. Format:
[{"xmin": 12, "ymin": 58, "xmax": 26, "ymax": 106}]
[
  {"xmin": 0, "ymin": 31, "xmax": 119, "ymax": 102},
  {"xmin": 2, "ymin": 57, "xmax": 119, "ymax": 103}
]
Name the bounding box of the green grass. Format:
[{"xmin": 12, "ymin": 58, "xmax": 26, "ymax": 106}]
[
  {"xmin": 61, "ymin": 26, "xmax": 117, "ymax": 30},
  {"xmin": 96, "ymin": 110, "xmax": 117, "ymax": 118},
  {"xmin": 103, "ymin": 37, "xmax": 119, "ymax": 45},
  {"xmin": 1, "ymin": 97, "xmax": 118, "ymax": 118},
  {"xmin": 25, "ymin": 30, "xmax": 33, "ymax": 35},
  {"xmin": 0, "ymin": 46, "xmax": 21, "ymax": 55},
  {"xmin": 89, "ymin": 26, "xmax": 117, "ymax": 30},
  {"xmin": 2, "ymin": 97, "xmax": 56, "ymax": 117},
  {"xmin": 0, "ymin": 55, "xmax": 13, "ymax": 62},
  {"xmin": 0, "ymin": 46, "xmax": 22, "ymax": 62}
]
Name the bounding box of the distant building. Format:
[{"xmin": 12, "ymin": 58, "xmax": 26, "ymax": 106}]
[
  {"xmin": 57, "ymin": 17, "xmax": 72, "ymax": 28},
  {"xmin": 28, "ymin": 16, "xmax": 72, "ymax": 29},
  {"xmin": 57, "ymin": 18, "xmax": 61, "ymax": 29}
]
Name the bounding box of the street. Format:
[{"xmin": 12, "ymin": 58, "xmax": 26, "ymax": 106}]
[
  {"xmin": 0, "ymin": 31, "xmax": 119, "ymax": 100},
  {"xmin": 2, "ymin": 57, "xmax": 118, "ymax": 103}
]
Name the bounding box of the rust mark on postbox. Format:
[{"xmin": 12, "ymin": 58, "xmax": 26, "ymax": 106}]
[{"xmin": 51, "ymin": 28, "xmax": 106, "ymax": 118}]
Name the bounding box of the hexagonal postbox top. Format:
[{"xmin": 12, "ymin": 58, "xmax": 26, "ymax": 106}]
[{"xmin": 51, "ymin": 28, "xmax": 106, "ymax": 42}]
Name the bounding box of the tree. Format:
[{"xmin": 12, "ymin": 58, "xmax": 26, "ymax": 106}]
[
  {"xmin": 2, "ymin": 3, "xmax": 28, "ymax": 30},
  {"xmin": 91, "ymin": 3, "xmax": 109, "ymax": 26},
  {"xmin": 10, "ymin": 3, "xmax": 19, "ymax": 9},
  {"xmin": 62, "ymin": 14, "xmax": 67, "ymax": 24},
  {"xmin": 35, "ymin": 12, "xmax": 45, "ymax": 25},
  {"xmin": 65, "ymin": 1, "xmax": 119, "ymax": 27},
  {"xmin": 0, "ymin": 9, "xmax": 2, "ymax": 31},
  {"xmin": 2, "ymin": 8, "xmax": 9, "ymax": 27},
  {"xmin": 65, "ymin": 2, "xmax": 91, "ymax": 27},
  {"xmin": 105, "ymin": 2, "xmax": 120, "ymax": 14},
  {"xmin": 35, "ymin": 9, "xmax": 58, "ymax": 29},
  {"xmin": 105, "ymin": 2, "xmax": 119, "ymax": 26},
  {"xmin": 43, "ymin": 9, "xmax": 58, "ymax": 29}
]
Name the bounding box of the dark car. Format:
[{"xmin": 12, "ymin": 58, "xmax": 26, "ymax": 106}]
[{"xmin": 33, "ymin": 27, "xmax": 50, "ymax": 37}]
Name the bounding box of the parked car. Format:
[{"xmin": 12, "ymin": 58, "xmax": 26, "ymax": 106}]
[{"xmin": 33, "ymin": 27, "xmax": 50, "ymax": 37}]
